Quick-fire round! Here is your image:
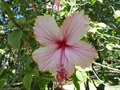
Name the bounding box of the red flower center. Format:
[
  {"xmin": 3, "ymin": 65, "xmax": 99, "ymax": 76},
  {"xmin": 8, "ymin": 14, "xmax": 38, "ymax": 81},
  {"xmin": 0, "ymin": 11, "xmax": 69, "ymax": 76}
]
[{"xmin": 56, "ymin": 39, "xmax": 68, "ymax": 49}]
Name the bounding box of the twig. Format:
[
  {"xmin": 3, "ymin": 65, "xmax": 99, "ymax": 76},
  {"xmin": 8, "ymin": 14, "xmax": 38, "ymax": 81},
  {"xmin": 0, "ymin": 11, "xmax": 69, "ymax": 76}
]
[
  {"xmin": 106, "ymin": 0, "xmax": 115, "ymax": 12},
  {"xmin": 91, "ymin": 78, "xmax": 98, "ymax": 89},
  {"xmin": 97, "ymin": 32, "xmax": 120, "ymax": 40},
  {"xmin": 92, "ymin": 66, "xmax": 105, "ymax": 85},
  {"xmin": 93, "ymin": 62, "xmax": 120, "ymax": 72}
]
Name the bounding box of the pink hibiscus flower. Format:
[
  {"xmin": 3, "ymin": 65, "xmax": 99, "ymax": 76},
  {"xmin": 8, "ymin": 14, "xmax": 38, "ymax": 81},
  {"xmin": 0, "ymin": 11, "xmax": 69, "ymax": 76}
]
[
  {"xmin": 32, "ymin": 11, "xmax": 98, "ymax": 83},
  {"xmin": 54, "ymin": 0, "xmax": 60, "ymax": 11}
]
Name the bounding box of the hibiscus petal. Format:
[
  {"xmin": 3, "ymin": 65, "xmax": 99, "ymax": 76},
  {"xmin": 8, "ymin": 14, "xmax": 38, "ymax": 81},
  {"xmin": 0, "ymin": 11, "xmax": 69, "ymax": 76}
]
[
  {"xmin": 56, "ymin": 48, "xmax": 75, "ymax": 78},
  {"xmin": 32, "ymin": 47, "xmax": 60, "ymax": 74},
  {"xmin": 63, "ymin": 59, "xmax": 75, "ymax": 77},
  {"xmin": 33, "ymin": 15, "xmax": 61, "ymax": 47},
  {"xmin": 65, "ymin": 41, "xmax": 98, "ymax": 68},
  {"xmin": 54, "ymin": 0, "xmax": 60, "ymax": 11},
  {"xmin": 60, "ymin": 11, "xmax": 90, "ymax": 45},
  {"xmin": 32, "ymin": 41, "xmax": 97, "ymax": 80},
  {"xmin": 32, "ymin": 47, "xmax": 75, "ymax": 80}
]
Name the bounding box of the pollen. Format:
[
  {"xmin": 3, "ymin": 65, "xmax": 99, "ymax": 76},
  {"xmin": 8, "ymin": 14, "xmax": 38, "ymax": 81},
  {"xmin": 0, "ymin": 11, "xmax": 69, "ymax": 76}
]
[{"xmin": 56, "ymin": 64, "xmax": 68, "ymax": 83}]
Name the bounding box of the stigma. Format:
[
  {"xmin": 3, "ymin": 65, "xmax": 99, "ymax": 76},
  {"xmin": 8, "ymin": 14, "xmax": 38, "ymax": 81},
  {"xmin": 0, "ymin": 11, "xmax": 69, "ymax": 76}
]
[{"xmin": 56, "ymin": 64, "xmax": 68, "ymax": 83}]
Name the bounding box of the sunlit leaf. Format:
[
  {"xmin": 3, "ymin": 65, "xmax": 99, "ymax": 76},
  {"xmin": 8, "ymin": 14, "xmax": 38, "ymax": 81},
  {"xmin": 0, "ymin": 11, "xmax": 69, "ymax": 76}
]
[
  {"xmin": 97, "ymin": 23, "xmax": 107, "ymax": 28},
  {"xmin": 0, "ymin": 49, "xmax": 5, "ymax": 54},
  {"xmin": 106, "ymin": 44, "xmax": 113, "ymax": 50},
  {"xmin": 114, "ymin": 10, "xmax": 120, "ymax": 19},
  {"xmin": 76, "ymin": 67, "xmax": 88, "ymax": 82},
  {"xmin": 87, "ymin": 0, "xmax": 97, "ymax": 4},
  {"xmin": 114, "ymin": 10, "xmax": 120, "ymax": 21},
  {"xmin": 89, "ymin": 28, "xmax": 97, "ymax": 33},
  {"xmin": 98, "ymin": 0, "xmax": 103, "ymax": 3}
]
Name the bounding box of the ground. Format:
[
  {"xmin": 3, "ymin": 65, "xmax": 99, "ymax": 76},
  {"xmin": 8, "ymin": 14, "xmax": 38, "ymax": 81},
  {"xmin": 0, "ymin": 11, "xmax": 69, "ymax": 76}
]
[{"xmin": 63, "ymin": 83, "xmax": 120, "ymax": 90}]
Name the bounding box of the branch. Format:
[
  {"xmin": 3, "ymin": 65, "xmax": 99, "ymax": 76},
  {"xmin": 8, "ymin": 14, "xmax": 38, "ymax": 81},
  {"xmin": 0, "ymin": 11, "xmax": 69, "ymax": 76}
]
[
  {"xmin": 93, "ymin": 62, "xmax": 120, "ymax": 72},
  {"xmin": 92, "ymin": 66, "xmax": 105, "ymax": 85},
  {"xmin": 3, "ymin": 0, "xmax": 34, "ymax": 39}
]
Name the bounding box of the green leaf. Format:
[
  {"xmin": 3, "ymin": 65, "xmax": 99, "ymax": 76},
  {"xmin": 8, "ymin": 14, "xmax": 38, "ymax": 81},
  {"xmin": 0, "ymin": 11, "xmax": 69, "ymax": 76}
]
[
  {"xmin": 31, "ymin": 68, "xmax": 39, "ymax": 77},
  {"xmin": 0, "ymin": 49, "xmax": 5, "ymax": 54},
  {"xmin": 22, "ymin": 32, "xmax": 29, "ymax": 40},
  {"xmin": 97, "ymin": 23, "xmax": 107, "ymax": 28},
  {"xmin": 70, "ymin": 0, "xmax": 76, "ymax": 6},
  {"xmin": 8, "ymin": 31, "xmax": 23, "ymax": 49},
  {"xmin": 25, "ymin": 18, "xmax": 35, "ymax": 25},
  {"xmin": 0, "ymin": 79, "xmax": 7, "ymax": 90},
  {"xmin": 21, "ymin": 54, "xmax": 32, "ymax": 68},
  {"xmin": 72, "ymin": 73, "xmax": 80, "ymax": 90},
  {"xmin": 0, "ymin": 68, "xmax": 4, "ymax": 75},
  {"xmin": 16, "ymin": 17, "xmax": 26, "ymax": 25},
  {"xmin": 21, "ymin": 54, "xmax": 30, "ymax": 63},
  {"xmin": 106, "ymin": 44, "xmax": 113, "ymax": 50},
  {"xmin": 23, "ymin": 72, "xmax": 32, "ymax": 90},
  {"xmin": 114, "ymin": 10, "xmax": 120, "ymax": 19},
  {"xmin": 88, "ymin": 0, "xmax": 97, "ymax": 4},
  {"xmin": 37, "ymin": 77, "xmax": 51, "ymax": 89},
  {"xmin": 7, "ymin": 21, "xmax": 15, "ymax": 28},
  {"xmin": 98, "ymin": 0, "xmax": 103, "ymax": 3},
  {"xmin": 89, "ymin": 28, "xmax": 97, "ymax": 33},
  {"xmin": 15, "ymin": 0, "xmax": 27, "ymax": 4},
  {"xmin": 76, "ymin": 67, "xmax": 88, "ymax": 82}
]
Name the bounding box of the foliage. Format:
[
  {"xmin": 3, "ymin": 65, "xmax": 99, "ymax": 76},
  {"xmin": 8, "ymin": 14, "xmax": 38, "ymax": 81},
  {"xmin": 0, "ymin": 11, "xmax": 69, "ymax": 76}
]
[{"xmin": 0, "ymin": 0, "xmax": 120, "ymax": 90}]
